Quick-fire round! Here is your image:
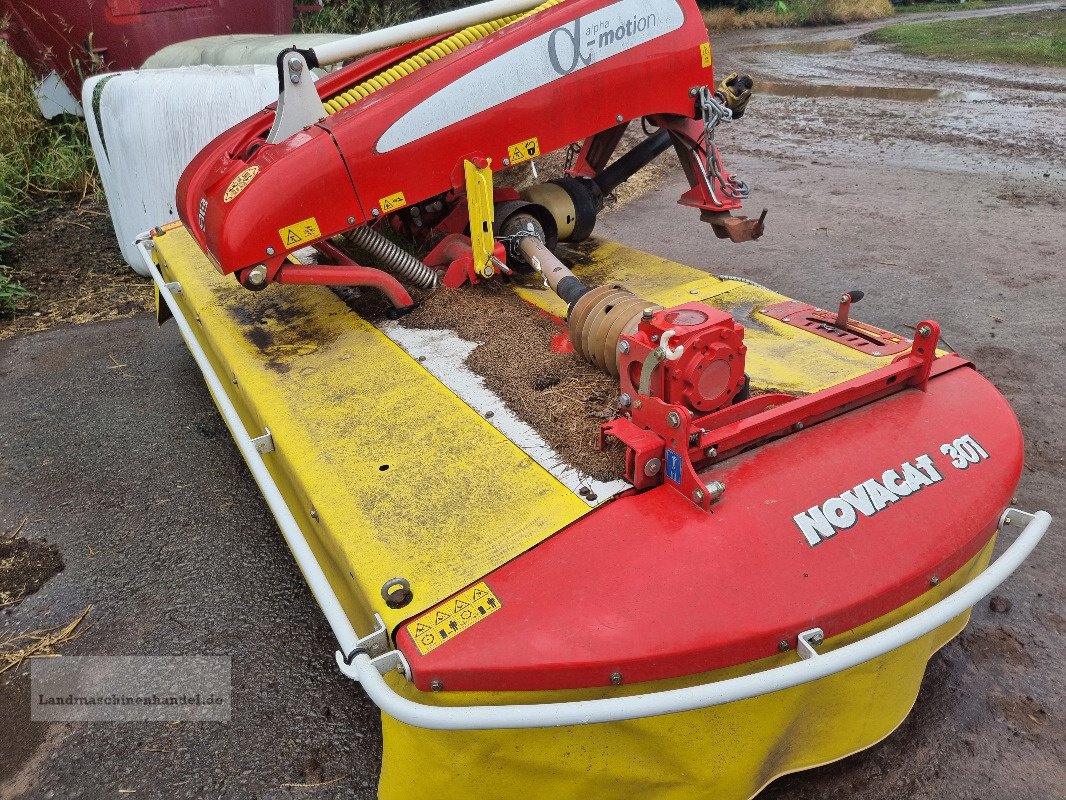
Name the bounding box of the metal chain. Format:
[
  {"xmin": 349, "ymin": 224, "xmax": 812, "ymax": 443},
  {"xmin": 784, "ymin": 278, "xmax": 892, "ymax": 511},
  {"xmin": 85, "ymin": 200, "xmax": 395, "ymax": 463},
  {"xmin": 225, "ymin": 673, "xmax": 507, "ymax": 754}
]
[
  {"xmin": 696, "ymin": 85, "xmax": 750, "ymax": 200},
  {"xmin": 563, "ymin": 142, "xmax": 581, "ymax": 173}
]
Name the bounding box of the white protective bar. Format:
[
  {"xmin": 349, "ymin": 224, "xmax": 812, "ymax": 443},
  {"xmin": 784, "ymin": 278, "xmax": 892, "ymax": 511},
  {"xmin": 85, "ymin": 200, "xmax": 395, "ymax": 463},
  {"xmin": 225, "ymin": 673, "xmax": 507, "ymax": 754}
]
[
  {"xmin": 309, "ymin": 0, "xmax": 545, "ymax": 67},
  {"xmin": 138, "ymin": 237, "xmax": 1050, "ymax": 732},
  {"xmin": 140, "ymin": 238, "xmax": 361, "ymax": 656},
  {"xmin": 339, "ymin": 508, "xmax": 1050, "ymax": 730}
]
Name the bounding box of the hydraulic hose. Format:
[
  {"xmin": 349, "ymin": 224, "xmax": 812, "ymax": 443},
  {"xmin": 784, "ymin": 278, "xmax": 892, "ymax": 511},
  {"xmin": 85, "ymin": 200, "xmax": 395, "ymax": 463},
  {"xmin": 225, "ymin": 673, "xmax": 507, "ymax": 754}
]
[{"xmin": 346, "ymin": 226, "xmax": 440, "ymax": 290}]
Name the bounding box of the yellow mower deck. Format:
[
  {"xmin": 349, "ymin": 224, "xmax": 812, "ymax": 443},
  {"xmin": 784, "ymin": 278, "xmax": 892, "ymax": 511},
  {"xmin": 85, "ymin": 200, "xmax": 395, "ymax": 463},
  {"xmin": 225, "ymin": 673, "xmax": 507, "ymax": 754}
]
[{"xmin": 148, "ymin": 225, "xmax": 1010, "ymax": 799}]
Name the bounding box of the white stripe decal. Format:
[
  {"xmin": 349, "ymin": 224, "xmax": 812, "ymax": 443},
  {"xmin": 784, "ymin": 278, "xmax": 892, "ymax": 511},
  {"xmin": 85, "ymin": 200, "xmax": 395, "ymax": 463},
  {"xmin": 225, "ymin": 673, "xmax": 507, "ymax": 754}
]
[{"xmin": 376, "ymin": 0, "xmax": 685, "ymax": 153}]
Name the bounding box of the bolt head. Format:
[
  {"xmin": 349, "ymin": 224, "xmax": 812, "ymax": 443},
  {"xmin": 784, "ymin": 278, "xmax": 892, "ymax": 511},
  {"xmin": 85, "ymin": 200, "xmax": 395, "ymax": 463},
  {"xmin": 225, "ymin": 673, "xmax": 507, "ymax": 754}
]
[
  {"xmin": 810, "ymin": 632, "xmax": 824, "ymax": 646},
  {"xmin": 792, "ymin": 422, "xmax": 804, "ymax": 432},
  {"xmin": 616, "ymin": 114, "xmax": 624, "ymax": 123},
  {"xmin": 247, "ymin": 264, "xmax": 268, "ymax": 286},
  {"xmin": 347, "ymin": 216, "xmax": 356, "ymax": 225},
  {"xmin": 705, "ymin": 480, "xmax": 726, "ymax": 500},
  {"xmin": 609, "ymin": 671, "xmax": 623, "ymax": 685},
  {"xmin": 917, "ymin": 324, "xmax": 932, "ymax": 337},
  {"xmin": 930, "ymin": 575, "xmax": 940, "ymax": 586},
  {"xmin": 618, "ymin": 393, "xmax": 632, "ymax": 408},
  {"xmin": 692, "ymin": 488, "xmax": 705, "ymax": 502},
  {"xmin": 644, "ymin": 458, "xmax": 662, "ymax": 477},
  {"xmin": 778, "ymin": 640, "xmax": 790, "ymax": 652},
  {"xmin": 430, "ymin": 679, "xmax": 444, "ymax": 692},
  {"xmin": 502, "ymin": 157, "xmax": 510, "ymax": 166},
  {"xmin": 689, "ymin": 289, "xmax": 699, "ymax": 295},
  {"xmin": 266, "ymin": 246, "xmax": 275, "ymax": 256},
  {"xmin": 371, "ymin": 208, "xmax": 380, "ymax": 217},
  {"xmin": 642, "ymin": 307, "xmax": 655, "ymax": 321},
  {"xmin": 666, "ymin": 411, "xmax": 681, "ymax": 428},
  {"xmin": 705, "ymin": 446, "xmax": 718, "ymax": 458},
  {"xmin": 618, "ymin": 340, "xmax": 630, "ymax": 354},
  {"xmin": 483, "ymin": 265, "xmax": 494, "ymax": 277}
]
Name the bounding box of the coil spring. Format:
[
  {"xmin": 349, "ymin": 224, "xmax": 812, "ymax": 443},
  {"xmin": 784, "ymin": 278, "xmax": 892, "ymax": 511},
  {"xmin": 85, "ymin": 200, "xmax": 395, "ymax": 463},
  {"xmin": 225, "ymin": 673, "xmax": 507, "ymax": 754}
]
[
  {"xmin": 346, "ymin": 226, "xmax": 440, "ymax": 290},
  {"xmin": 322, "ymin": 0, "xmax": 563, "ymax": 115}
]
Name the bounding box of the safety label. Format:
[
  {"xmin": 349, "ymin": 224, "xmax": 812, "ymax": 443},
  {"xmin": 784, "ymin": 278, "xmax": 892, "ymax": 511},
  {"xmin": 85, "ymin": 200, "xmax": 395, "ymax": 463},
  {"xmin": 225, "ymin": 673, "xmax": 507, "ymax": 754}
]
[
  {"xmin": 700, "ymin": 42, "xmax": 712, "ymax": 68},
  {"xmin": 507, "ymin": 137, "xmax": 540, "ymax": 165},
  {"xmin": 379, "ymin": 191, "xmax": 407, "ymax": 213},
  {"xmin": 406, "ymin": 581, "xmax": 501, "ymax": 656},
  {"xmin": 277, "ymin": 217, "xmax": 321, "ymax": 249},
  {"xmin": 224, "ymin": 166, "xmax": 259, "ymax": 203},
  {"xmin": 665, "ymin": 448, "xmax": 682, "ymax": 484}
]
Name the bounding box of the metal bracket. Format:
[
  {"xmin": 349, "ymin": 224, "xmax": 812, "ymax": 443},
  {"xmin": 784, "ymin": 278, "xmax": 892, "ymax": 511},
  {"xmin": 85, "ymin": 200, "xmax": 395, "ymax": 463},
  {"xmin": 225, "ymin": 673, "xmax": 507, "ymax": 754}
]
[
  {"xmin": 369, "ymin": 649, "xmax": 411, "ymax": 679},
  {"xmin": 266, "ymin": 49, "xmax": 326, "ymax": 145},
  {"xmin": 1000, "ymin": 508, "xmax": 1035, "ymax": 529},
  {"xmin": 336, "ymin": 613, "xmax": 411, "ymax": 680},
  {"xmin": 250, "ymin": 427, "xmax": 274, "ymax": 454},
  {"xmin": 796, "ymin": 627, "xmax": 825, "ymax": 661}
]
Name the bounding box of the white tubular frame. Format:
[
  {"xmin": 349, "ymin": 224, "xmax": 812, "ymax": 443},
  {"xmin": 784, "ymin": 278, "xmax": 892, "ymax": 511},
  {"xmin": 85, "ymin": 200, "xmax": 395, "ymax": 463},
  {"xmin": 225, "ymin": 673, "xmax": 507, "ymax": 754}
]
[
  {"xmin": 142, "ymin": 237, "xmax": 1050, "ymax": 732},
  {"xmin": 309, "ymin": 0, "xmax": 545, "ymax": 68}
]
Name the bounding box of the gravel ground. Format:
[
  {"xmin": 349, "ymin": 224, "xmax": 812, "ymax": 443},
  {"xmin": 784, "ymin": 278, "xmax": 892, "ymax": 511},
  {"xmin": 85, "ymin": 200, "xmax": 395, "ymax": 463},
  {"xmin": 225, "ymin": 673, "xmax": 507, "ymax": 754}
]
[{"xmin": 2, "ymin": 7, "xmax": 1064, "ymax": 799}]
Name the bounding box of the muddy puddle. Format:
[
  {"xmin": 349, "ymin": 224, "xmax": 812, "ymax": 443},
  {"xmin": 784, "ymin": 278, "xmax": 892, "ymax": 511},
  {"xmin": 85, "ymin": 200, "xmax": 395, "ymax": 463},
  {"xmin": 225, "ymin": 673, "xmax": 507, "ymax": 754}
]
[
  {"xmin": 737, "ymin": 39, "xmax": 855, "ymax": 55},
  {"xmin": 758, "ymin": 80, "xmax": 992, "ymax": 103}
]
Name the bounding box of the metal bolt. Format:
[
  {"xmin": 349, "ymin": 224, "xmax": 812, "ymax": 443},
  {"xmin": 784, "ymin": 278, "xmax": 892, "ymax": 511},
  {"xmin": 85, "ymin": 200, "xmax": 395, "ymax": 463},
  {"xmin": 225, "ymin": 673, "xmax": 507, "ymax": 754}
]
[
  {"xmin": 247, "ymin": 264, "xmax": 268, "ymax": 286},
  {"xmin": 502, "ymin": 157, "xmax": 511, "ymax": 166},
  {"xmin": 689, "ymin": 289, "xmax": 699, "ymax": 295},
  {"xmin": 483, "ymin": 265, "xmax": 494, "ymax": 278},
  {"xmin": 642, "ymin": 307, "xmax": 655, "ymax": 321},
  {"xmin": 792, "ymin": 422, "xmax": 804, "ymax": 432},
  {"xmin": 309, "ymin": 507, "xmax": 318, "ymax": 519},
  {"xmin": 616, "ymin": 114, "xmax": 624, "ymax": 122},
  {"xmin": 666, "ymin": 411, "xmax": 681, "ymax": 428},
  {"xmin": 705, "ymin": 480, "xmax": 726, "ymax": 501},
  {"xmin": 917, "ymin": 324, "xmax": 932, "ymax": 337},
  {"xmin": 930, "ymin": 575, "xmax": 940, "ymax": 586},
  {"xmin": 778, "ymin": 640, "xmax": 790, "ymax": 652},
  {"xmin": 644, "ymin": 458, "xmax": 662, "ymax": 477},
  {"xmin": 783, "ymin": 317, "xmax": 791, "ymax": 323},
  {"xmin": 873, "ymin": 351, "xmax": 883, "ymax": 356},
  {"xmin": 430, "ymin": 679, "xmax": 444, "ymax": 692},
  {"xmin": 705, "ymin": 446, "xmax": 718, "ymax": 458},
  {"xmin": 609, "ymin": 671, "xmax": 623, "ymax": 685},
  {"xmin": 809, "ymin": 631, "xmax": 824, "ymax": 646},
  {"xmin": 1003, "ymin": 516, "xmax": 1011, "ymax": 525},
  {"xmin": 650, "ymin": 334, "xmax": 660, "ymax": 343},
  {"xmin": 266, "ymin": 246, "xmax": 275, "ymax": 256},
  {"xmin": 618, "ymin": 340, "xmax": 630, "ymax": 354},
  {"xmin": 690, "ymin": 87, "xmax": 699, "ymax": 96},
  {"xmin": 692, "ymin": 488, "xmax": 705, "ymax": 503},
  {"xmin": 371, "ymin": 208, "xmax": 380, "ymax": 217},
  {"xmin": 347, "ymin": 216, "xmax": 356, "ymax": 224},
  {"xmin": 618, "ymin": 393, "xmax": 632, "ymax": 408}
]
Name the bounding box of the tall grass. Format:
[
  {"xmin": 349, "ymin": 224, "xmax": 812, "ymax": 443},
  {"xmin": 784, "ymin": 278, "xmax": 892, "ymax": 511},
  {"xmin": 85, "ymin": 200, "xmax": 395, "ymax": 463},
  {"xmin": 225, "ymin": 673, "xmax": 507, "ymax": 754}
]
[
  {"xmin": 0, "ymin": 40, "xmax": 98, "ymax": 317},
  {"xmin": 704, "ymin": 0, "xmax": 893, "ymax": 30}
]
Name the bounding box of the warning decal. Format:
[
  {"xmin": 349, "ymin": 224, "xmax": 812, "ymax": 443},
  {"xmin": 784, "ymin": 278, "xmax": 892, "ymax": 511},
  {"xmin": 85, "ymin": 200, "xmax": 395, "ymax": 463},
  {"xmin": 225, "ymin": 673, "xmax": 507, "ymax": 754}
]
[
  {"xmin": 277, "ymin": 217, "xmax": 321, "ymax": 249},
  {"xmin": 379, "ymin": 191, "xmax": 407, "ymax": 213},
  {"xmin": 700, "ymin": 42, "xmax": 712, "ymax": 68},
  {"xmin": 507, "ymin": 137, "xmax": 540, "ymax": 165},
  {"xmin": 405, "ymin": 581, "xmax": 501, "ymax": 656}
]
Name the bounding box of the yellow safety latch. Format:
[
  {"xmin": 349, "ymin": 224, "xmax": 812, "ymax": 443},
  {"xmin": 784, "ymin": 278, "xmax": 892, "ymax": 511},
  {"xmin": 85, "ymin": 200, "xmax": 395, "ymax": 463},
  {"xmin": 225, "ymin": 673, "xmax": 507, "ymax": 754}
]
[{"xmin": 464, "ymin": 157, "xmax": 495, "ymax": 278}]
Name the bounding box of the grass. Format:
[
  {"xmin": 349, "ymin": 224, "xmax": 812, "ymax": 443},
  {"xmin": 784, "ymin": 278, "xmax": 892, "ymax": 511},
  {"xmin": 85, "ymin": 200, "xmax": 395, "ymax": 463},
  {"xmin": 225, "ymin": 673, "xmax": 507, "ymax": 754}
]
[
  {"xmin": 895, "ymin": 0, "xmax": 1038, "ymax": 13},
  {"xmin": 872, "ymin": 10, "xmax": 1066, "ymax": 66},
  {"xmin": 0, "ymin": 40, "xmax": 98, "ymax": 318},
  {"xmin": 704, "ymin": 0, "xmax": 894, "ymax": 31}
]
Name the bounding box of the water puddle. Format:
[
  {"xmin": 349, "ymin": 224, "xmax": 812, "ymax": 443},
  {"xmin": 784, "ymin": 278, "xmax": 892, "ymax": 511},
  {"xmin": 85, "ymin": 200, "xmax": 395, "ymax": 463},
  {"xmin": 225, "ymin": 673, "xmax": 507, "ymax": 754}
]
[
  {"xmin": 758, "ymin": 81, "xmax": 986, "ymax": 102},
  {"xmin": 737, "ymin": 39, "xmax": 855, "ymax": 55}
]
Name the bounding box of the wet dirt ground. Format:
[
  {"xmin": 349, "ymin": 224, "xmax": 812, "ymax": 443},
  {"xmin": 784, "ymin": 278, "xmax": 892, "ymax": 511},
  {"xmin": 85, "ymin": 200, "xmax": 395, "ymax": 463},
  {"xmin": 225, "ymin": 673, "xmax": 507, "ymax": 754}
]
[{"xmin": 2, "ymin": 6, "xmax": 1064, "ymax": 799}]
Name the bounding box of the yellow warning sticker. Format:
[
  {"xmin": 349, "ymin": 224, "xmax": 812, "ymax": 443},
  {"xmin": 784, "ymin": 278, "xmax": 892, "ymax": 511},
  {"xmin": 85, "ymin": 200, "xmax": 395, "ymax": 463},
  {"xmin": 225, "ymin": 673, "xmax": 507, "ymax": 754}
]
[
  {"xmin": 507, "ymin": 137, "xmax": 540, "ymax": 165},
  {"xmin": 406, "ymin": 582, "xmax": 501, "ymax": 656},
  {"xmin": 700, "ymin": 42, "xmax": 712, "ymax": 68},
  {"xmin": 277, "ymin": 217, "xmax": 321, "ymax": 249},
  {"xmin": 223, "ymin": 165, "xmax": 259, "ymax": 203},
  {"xmin": 379, "ymin": 191, "xmax": 407, "ymax": 213}
]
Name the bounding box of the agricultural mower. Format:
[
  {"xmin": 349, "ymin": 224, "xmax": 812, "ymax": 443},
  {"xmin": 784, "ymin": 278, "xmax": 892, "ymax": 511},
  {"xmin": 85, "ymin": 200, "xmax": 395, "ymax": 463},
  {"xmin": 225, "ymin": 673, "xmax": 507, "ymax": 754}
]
[{"xmin": 134, "ymin": 0, "xmax": 1050, "ymax": 797}]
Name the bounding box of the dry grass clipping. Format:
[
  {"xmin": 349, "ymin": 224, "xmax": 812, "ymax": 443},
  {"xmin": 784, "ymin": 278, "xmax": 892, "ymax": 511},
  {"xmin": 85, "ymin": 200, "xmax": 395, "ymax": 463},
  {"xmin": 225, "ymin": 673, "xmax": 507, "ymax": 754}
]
[
  {"xmin": 0, "ymin": 605, "xmax": 92, "ymax": 675},
  {"xmin": 705, "ymin": 0, "xmax": 893, "ymax": 32}
]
